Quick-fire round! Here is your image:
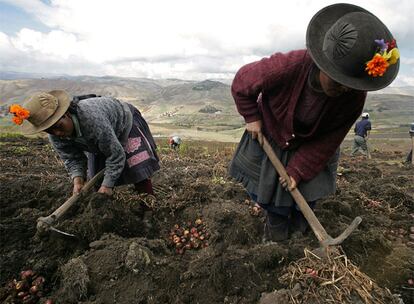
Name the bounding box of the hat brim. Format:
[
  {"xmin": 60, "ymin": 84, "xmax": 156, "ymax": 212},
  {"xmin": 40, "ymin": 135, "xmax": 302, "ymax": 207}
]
[
  {"xmin": 22, "ymin": 90, "xmax": 71, "ymax": 135},
  {"xmin": 306, "ymin": 3, "xmax": 399, "ymax": 91}
]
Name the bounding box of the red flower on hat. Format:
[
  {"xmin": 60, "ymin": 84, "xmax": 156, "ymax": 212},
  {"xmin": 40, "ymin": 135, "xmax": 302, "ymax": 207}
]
[
  {"xmin": 387, "ymin": 39, "xmax": 396, "ymax": 52},
  {"xmin": 9, "ymin": 104, "xmax": 30, "ymax": 125}
]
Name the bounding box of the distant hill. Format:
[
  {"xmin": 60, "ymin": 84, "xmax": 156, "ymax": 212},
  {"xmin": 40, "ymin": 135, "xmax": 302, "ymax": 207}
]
[
  {"xmin": 0, "ymin": 74, "xmax": 413, "ymax": 141},
  {"xmin": 376, "ymin": 86, "xmax": 414, "ymax": 96},
  {"xmin": 364, "ymin": 93, "xmax": 413, "ymax": 126},
  {"xmin": 0, "ymin": 71, "xmax": 66, "ymax": 80}
]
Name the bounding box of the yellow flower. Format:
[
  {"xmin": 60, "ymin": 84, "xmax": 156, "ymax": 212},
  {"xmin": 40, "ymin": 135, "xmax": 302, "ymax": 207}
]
[{"xmin": 382, "ymin": 48, "xmax": 400, "ymax": 65}]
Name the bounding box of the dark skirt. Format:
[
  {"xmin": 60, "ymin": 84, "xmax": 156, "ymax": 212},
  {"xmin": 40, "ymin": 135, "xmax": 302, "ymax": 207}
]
[
  {"xmin": 228, "ymin": 131, "xmax": 339, "ymax": 210},
  {"xmin": 87, "ymin": 105, "xmax": 160, "ymax": 186}
]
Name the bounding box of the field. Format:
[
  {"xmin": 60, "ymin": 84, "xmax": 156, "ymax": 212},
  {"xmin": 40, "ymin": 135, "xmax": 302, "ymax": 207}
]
[{"xmin": 0, "ymin": 135, "xmax": 413, "ymax": 304}]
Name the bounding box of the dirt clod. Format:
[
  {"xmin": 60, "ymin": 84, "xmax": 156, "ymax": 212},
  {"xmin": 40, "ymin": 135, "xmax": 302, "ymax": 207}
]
[{"xmin": 59, "ymin": 257, "xmax": 89, "ymax": 303}]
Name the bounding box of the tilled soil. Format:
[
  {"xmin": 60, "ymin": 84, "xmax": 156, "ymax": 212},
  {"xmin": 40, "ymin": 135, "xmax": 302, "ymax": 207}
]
[{"xmin": 0, "ymin": 136, "xmax": 413, "ymax": 304}]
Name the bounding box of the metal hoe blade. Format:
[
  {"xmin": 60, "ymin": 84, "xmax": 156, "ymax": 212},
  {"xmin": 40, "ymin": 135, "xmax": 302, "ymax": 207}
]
[{"xmin": 49, "ymin": 226, "xmax": 76, "ymax": 237}]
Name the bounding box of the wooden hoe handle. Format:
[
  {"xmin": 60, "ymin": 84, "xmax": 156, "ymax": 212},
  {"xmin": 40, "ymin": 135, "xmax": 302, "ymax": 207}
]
[
  {"xmin": 261, "ymin": 137, "xmax": 362, "ymax": 251},
  {"xmin": 261, "ymin": 138, "xmax": 330, "ymax": 243},
  {"xmin": 37, "ymin": 170, "xmax": 104, "ymax": 233}
]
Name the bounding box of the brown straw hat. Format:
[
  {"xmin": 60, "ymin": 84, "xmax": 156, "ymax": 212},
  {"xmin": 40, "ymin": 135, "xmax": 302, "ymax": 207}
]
[
  {"xmin": 306, "ymin": 3, "xmax": 399, "ymax": 91},
  {"xmin": 21, "ymin": 90, "xmax": 71, "ymax": 134}
]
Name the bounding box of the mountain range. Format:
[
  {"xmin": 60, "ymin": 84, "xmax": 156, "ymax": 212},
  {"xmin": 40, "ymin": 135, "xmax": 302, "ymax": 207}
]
[{"xmin": 0, "ymin": 72, "xmax": 413, "ymax": 142}]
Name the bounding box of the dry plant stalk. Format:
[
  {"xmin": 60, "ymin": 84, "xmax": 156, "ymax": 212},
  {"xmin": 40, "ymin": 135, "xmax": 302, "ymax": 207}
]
[
  {"xmin": 279, "ymin": 246, "xmax": 399, "ymax": 304},
  {"xmin": 114, "ymin": 191, "xmax": 157, "ymax": 210}
]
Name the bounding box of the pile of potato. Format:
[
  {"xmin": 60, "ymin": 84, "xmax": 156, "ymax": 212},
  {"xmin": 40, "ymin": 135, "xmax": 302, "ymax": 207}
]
[
  {"xmin": 3, "ymin": 270, "xmax": 53, "ymax": 304},
  {"xmin": 169, "ymin": 218, "xmax": 210, "ymax": 254}
]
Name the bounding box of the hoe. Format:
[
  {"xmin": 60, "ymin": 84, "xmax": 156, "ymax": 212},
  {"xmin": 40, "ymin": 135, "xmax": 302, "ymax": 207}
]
[
  {"xmin": 261, "ymin": 137, "xmax": 362, "ymax": 257},
  {"xmin": 36, "ymin": 170, "xmax": 104, "ymax": 237}
]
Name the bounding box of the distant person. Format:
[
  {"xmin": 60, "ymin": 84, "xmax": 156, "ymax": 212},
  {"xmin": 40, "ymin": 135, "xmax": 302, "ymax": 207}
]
[
  {"xmin": 406, "ymin": 122, "xmax": 414, "ymax": 164},
  {"xmin": 169, "ymin": 135, "xmax": 182, "ymax": 150},
  {"xmin": 9, "ymin": 91, "xmax": 160, "ymax": 197},
  {"xmin": 228, "ymin": 4, "xmax": 399, "ymax": 242},
  {"xmin": 407, "ymin": 150, "xmax": 413, "ymax": 164},
  {"xmin": 351, "ymin": 113, "xmax": 372, "ymax": 157}
]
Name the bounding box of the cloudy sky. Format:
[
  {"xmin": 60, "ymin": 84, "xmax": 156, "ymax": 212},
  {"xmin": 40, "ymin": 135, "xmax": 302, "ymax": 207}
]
[{"xmin": 0, "ymin": 0, "xmax": 413, "ymax": 86}]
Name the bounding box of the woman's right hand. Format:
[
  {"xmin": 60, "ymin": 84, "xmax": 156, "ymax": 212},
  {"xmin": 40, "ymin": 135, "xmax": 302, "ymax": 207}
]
[
  {"xmin": 73, "ymin": 176, "xmax": 84, "ymax": 195},
  {"xmin": 246, "ymin": 120, "xmax": 263, "ymax": 145}
]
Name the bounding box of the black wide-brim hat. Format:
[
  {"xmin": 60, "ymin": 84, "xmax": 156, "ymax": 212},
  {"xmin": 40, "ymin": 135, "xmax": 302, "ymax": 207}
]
[{"xmin": 306, "ymin": 3, "xmax": 399, "ymax": 91}]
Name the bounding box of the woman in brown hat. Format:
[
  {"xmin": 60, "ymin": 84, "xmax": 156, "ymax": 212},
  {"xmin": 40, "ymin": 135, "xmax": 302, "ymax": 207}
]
[
  {"xmin": 9, "ymin": 91, "xmax": 160, "ymax": 197},
  {"xmin": 229, "ymin": 3, "xmax": 400, "ymax": 241}
]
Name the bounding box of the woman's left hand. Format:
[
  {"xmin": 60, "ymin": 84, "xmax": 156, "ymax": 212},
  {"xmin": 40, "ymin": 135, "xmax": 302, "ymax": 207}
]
[
  {"xmin": 279, "ymin": 176, "xmax": 297, "ymax": 191},
  {"xmin": 98, "ymin": 186, "xmax": 113, "ymax": 196}
]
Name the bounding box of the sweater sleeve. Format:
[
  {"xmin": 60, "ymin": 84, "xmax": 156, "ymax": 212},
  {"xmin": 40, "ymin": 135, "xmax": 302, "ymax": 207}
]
[
  {"xmin": 48, "ymin": 135, "xmax": 87, "ymax": 180},
  {"xmin": 90, "ymin": 119, "xmax": 125, "ymax": 188},
  {"xmin": 286, "ymin": 94, "xmax": 366, "ymax": 184},
  {"xmin": 231, "ymin": 52, "xmax": 292, "ymax": 123}
]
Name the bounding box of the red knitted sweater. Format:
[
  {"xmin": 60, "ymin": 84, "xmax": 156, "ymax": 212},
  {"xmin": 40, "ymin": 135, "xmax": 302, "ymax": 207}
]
[{"xmin": 231, "ymin": 49, "xmax": 366, "ymax": 184}]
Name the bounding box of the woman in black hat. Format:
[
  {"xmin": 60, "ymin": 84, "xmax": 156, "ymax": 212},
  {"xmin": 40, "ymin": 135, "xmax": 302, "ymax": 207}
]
[{"xmin": 229, "ymin": 3, "xmax": 400, "ymax": 241}]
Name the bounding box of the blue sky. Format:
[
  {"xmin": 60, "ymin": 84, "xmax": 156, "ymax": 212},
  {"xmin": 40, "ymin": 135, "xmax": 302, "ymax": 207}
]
[
  {"xmin": 0, "ymin": 2, "xmax": 50, "ymax": 35},
  {"xmin": 0, "ymin": 0, "xmax": 413, "ymax": 86}
]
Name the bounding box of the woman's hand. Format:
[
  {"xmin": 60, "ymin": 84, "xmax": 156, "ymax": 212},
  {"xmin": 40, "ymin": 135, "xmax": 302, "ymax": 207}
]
[
  {"xmin": 98, "ymin": 186, "xmax": 113, "ymax": 196},
  {"xmin": 246, "ymin": 120, "xmax": 263, "ymax": 145},
  {"xmin": 73, "ymin": 177, "xmax": 84, "ymax": 195},
  {"xmin": 279, "ymin": 176, "xmax": 297, "ymax": 191}
]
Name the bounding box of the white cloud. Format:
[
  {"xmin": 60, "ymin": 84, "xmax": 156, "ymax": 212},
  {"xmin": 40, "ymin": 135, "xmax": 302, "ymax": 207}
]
[
  {"xmin": 393, "ymin": 75, "xmax": 414, "ymax": 86},
  {"xmin": 10, "ymin": 28, "xmax": 82, "ymax": 59},
  {"xmin": 0, "ymin": 32, "xmax": 12, "ymax": 51},
  {"xmin": 0, "ymin": 0, "xmax": 413, "ymax": 83}
]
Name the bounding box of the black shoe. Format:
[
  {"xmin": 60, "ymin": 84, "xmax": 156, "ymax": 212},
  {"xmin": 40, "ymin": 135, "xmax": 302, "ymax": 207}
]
[
  {"xmin": 290, "ymin": 209, "xmax": 310, "ymax": 234},
  {"xmin": 263, "ymin": 212, "xmax": 289, "ymax": 242}
]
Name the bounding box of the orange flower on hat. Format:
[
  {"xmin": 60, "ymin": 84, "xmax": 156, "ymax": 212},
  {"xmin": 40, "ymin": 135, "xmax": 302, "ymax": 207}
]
[
  {"xmin": 12, "ymin": 116, "xmax": 24, "ymax": 125},
  {"xmin": 365, "ymin": 54, "xmax": 389, "ymax": 77},
  {"xmin": 9, "ymin": 104, "xmax": 30, "ymax": 125}
]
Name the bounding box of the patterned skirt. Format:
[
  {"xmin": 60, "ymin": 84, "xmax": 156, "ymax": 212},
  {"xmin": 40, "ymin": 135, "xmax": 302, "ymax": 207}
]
[{"xmin": 87, "ymin": 105, "xmax": 160, "ymax": 186}]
